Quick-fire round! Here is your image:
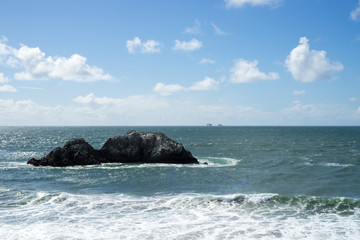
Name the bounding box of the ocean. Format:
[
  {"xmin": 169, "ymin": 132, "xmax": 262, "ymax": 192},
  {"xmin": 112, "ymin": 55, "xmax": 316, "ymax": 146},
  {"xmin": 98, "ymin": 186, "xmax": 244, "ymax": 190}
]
[{"xmin": 1, "ymin": 126, "xmax": 360, "ymax": 239}]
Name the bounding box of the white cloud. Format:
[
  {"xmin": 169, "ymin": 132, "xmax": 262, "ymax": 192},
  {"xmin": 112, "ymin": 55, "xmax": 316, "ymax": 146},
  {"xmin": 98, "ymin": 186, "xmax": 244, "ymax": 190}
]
[
  {"xmin": 280, "ymin": 101, "xmax": 360, "ymax": 125},
  {"xmin": 189, "ymin": 77, "xmax": 219, "ymax": 91},
  {"xmin": 72, "ymin": 94, "xmax": 263, "ymax": 126},
  {"xmin": 183, "ymin": 19, "xmax": 201, "ymax": 35},
  {"xmin": 351, "ymin": 1, "xmax": 360, "ymax": 21},
  {"xmin": 285, "ymin": 37, "xmax": 343, "ymax": 83},
  {"xmin": 0, "ymin": 37, "xmax": 17, "ymax": 66},
  {"xmin": 199, "ymin": 58, "xmax": 215, "ymax": 64},
  {"xmin": 0, "ymin": 37, "xmax": 15, "ymax": 56},
  {"xmin": 0, "ymin": 73, "xmax": 9, "ymax": 83},
  {"xmin": 229, "ymin": 58, "xmax": 279, "ymax": 83},
  {"xmin": 19, "ymin": 86, "xmax": 43, "ymax": 90},
  {"xmin": 225, "ymin": 0, "xmax": 282, "ymax": 8},
  {"xmin": 153, "ymin": 77, "xmax": 219, "ymax": 96},
  {"xmin": 14, "ymin": 45, "xmax": 112, "ymax": 82},
  {"xmin": 153, "ymin": 83, "xmax": 185, "ymax": 96},
  {"xmin": 0, "ymin": 98, "xmax": 70, "ymax": 125},
  {"xmin": 349, "ymin": 97, "xmax": 358, "ymax": 102},
  {"xmin": 293, "ymin": 90, "xmax": 306, "ymax": 96},
  {"xmin": 0, "ymin": 84, "xmax": 17, "ymax": 92},
  {"xmin": 1, "ymin": 95, "xmax": 360, "ymax": 126},
  {"xmin": 173, "ymin": 39, "xmax": 202, "ymax": 52},
  {"xmin": 1, "ymin": 39, "xmax": 112, "ymax": 82},
  {"xmin": 211, "ymin": 23, "xmax": 228, "ymax": 35},
  {"xmin": 126, "ymin": 37, "xmax": 161, "ymax": 54}
]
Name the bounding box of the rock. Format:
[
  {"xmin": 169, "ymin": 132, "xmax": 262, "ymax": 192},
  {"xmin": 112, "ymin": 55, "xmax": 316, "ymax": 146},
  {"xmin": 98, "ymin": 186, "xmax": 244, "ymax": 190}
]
[
  {"xmin": 27, "ymin": 131, "xmax": 199, "ymax": 167},
  {"xmin": 28, "ymin": 138, "xmax": 108, "ymax": 167},
  {"xmin": 100, "ymin": 131, "xmax": 199, "ymax": 164}
]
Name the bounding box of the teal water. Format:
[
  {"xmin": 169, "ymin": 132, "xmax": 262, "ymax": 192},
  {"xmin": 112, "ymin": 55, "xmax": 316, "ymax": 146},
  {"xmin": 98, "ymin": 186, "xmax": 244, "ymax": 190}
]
[{"xmin": 1, "ymin": 127, "xmax": 360, "ymax": 239}]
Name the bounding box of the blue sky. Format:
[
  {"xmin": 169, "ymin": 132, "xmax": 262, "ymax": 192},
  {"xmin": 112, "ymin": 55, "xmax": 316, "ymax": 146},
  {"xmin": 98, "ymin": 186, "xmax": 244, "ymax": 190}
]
[{"xmin": 0, "ymin": 0, "xmax": 360, "ymax": 126}]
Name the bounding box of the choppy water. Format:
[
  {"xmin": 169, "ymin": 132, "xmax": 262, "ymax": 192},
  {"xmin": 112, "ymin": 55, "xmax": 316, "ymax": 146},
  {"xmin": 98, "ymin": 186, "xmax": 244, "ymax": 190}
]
[{"xmin": 1, "ymin": 126, "xmax": 360, "ymax": 239}]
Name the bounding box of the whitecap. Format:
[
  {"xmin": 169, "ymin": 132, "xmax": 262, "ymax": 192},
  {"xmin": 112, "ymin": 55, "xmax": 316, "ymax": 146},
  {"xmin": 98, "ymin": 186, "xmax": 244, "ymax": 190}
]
[
  {"xmin": 323, "ymin": 163, "xmax": 355, "ymax": 168},
  {"xmin": 195, "ymin": 157, "xmax": 241, "ymax": 167},
  {"xmin": 1, "ymin": 192, "xmax": 360, "ymax": 239}
]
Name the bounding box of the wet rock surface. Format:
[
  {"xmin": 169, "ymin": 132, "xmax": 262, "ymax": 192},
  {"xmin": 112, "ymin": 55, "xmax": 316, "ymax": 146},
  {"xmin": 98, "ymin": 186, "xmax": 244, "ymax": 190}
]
[{"xmin": 28, "ymin": 131, "xmax": 199, "ymax": 166}]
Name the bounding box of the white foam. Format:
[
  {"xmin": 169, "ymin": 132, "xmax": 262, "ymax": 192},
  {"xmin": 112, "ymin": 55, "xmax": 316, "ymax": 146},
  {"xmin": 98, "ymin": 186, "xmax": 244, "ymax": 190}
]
[
  {"xmin": 197, "ymin": 157, "xmax": 241, "ymax": 167},
  {"xmin": 62, "ymin": 157, "xmax": 241, "ymax": 170},
  {"xmin": 323, "ymin": 162, "xmax": 355, "ymax": 168},
  {"xmin": 1, "ymin": 192, "xmax": 359, "ymax": 240}
]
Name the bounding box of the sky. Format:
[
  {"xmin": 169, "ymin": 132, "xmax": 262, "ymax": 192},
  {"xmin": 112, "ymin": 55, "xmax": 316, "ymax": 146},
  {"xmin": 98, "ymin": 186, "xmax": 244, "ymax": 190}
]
[{"xmin": 0, "ymin": 0, "xmax": 360, "ymax": 126}]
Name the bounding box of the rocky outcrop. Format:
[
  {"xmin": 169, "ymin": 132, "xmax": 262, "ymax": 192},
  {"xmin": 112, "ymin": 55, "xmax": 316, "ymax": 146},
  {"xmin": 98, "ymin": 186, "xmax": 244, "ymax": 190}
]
[
  {"xmin": 27, "ymin": 131, "xmax": 199, "ymax": 167},
  {"xmin": 27, "ymin": 138, "xmax": 108, "ymax": 166},
  {"xmin": 100, "ymin": 131, "xmax": 198, "ymax": 164}
]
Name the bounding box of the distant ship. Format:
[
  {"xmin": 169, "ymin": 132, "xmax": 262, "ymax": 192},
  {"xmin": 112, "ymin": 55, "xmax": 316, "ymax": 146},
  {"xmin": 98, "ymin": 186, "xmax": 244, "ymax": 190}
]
[{"xmin": 206, "ymin": 123, "xmax": 223, "ymax": 127}]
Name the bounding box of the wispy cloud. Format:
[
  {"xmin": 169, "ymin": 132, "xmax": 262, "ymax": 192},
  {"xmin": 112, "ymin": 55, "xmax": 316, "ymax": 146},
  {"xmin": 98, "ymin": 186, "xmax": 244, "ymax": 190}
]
[
  {"xmin": 199, "ymin": 58, "xmax": 215, "ymax": 64},
  {"xmin": 183, "ymin": 19, "xmax": 201, "ymax": 35},
  {"xmin": 173, "ymin": 39, "xmax": 202, "ymax": 52},
  {"xmin": 349, "ymin": 97, "xmax": 358, "ymax": 102},
  {"xmin": 126, "ymin": 37, "xmax": 161, "ymax": 54},
  {"xmin": 229, "ymin": 59, "xmax": 279, "ymax": 83},
  {"xmin": 225, "ymin": 0, "xmax": 282, "ymax": 9},
  {"xmin": 211, "ymin": 23, "xmax": 228, "ymax": 35},
  {"xmin": 0, "ymin": 73, "xmax": 9, "ymax": 83},
  {"xmin": 285, "ymin": 37, "xmax": 343, "ymax": 83},
  {"xmin": 293, "ymin": 90, "xmax": 306, "ymax": 96},
  {"xmin": 0, "ymin": 84, "xmax": 17, "ymax": 92},
  {"xmin": 153, "ymin": 77, "xmax": 219, "ymax": 96},
  {"xmin": 351, "ymin": 1, "xmax": 360, "ymax": 21},
  {"xmin": 18, "ymin": 86, "xmax": 43, "ymax": 90}
]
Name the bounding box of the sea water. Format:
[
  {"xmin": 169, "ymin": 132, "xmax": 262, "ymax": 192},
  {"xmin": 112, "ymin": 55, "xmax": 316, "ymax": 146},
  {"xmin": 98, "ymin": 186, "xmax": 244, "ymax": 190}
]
[{"xmin": 1, "ymin": 126, "xmax": 360, "ymax": 239}]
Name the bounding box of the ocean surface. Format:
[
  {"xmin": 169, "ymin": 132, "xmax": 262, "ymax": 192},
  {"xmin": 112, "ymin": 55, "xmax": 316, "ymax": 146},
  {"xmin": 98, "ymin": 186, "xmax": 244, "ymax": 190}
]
[{"xmin": 1, "ymin": 126, "xmax": 360, "ymax": 239}]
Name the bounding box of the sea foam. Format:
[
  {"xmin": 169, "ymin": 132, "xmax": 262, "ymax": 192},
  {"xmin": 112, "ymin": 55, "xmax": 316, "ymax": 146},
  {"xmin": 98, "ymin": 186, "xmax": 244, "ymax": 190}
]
[{"xmin": 1, "ymin": 192, "xmax": 359, "ymax": 240}]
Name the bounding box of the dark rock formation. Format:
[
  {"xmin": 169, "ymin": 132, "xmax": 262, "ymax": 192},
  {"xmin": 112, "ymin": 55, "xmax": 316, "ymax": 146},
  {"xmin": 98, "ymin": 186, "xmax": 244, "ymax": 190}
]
[
  {"xmin": 100, "ymin": 130, "xmax": 198, "ymax": 164},
  {"xmin": 27, "ymin": 138, "xmax": 108, "ymax": 167},
  {"xmin": 27, "ymin": 131, "xmax": 199, "ymax": 167}
]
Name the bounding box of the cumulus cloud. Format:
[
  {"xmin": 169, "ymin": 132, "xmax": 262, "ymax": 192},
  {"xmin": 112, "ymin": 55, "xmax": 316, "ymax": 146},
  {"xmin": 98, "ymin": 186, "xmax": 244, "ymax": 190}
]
[
  {"xmin": 211, "ymin": 23, "xmax": 228, "ymax": 35},
  {"xmin": 153, "ymin": 77, "xmax": 219, "ymax": 96},
  {"xmin": 173, "ymin": 39, "xmax": 202, "ymax": 52},
  {"xmin": 351, "ymin": 1, "xmax": 360, "ymax": 21},
  {"xmin": 153, "ymin": 83, "xmax": 185, "ymax": 96},
  {"xmin": 0, "ymin": 39, "xmax": 113, "ymax": 82},
  {"xmin": 293, "ymin": 90, "xmax": 306, "ymax": 96},
  {"xmin": 285, "ymin": 37, "xmax": 343, "ymax": 83},
  {"xmin": 199, "ymin": 58, "xmax": 215, "ymax": 64},
  {"xmin": 13, "ymin": 45, "xmax": 112, "ymax": 82},
  {"xmin": 0, "ymin": 84, "xmax": 17, "ymax": 92},
  {"xmin": 183, "ymin": 19, "xmax": 201, "ymax": 35},
  {"xmin": 225, "ymin": 0, "xmax": 282, "ymax": 8},
  {"xmin": 126, "ymin": 37, "xmax": 161, "ymax": 54},
  {"xmin": 229, "ymin": 58, "xmax": 279, "ymax": 83},
  {"xmin": 189, "ymin": 77, "xmax": 219, "ymax": 91}
]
